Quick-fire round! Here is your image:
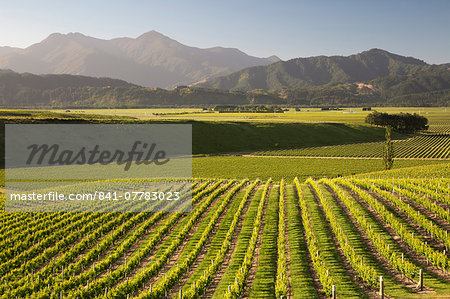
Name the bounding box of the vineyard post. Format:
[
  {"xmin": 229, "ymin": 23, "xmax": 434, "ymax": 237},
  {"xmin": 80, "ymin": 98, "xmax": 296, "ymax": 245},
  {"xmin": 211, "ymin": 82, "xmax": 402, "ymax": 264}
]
[
  {"xmin": 417, "ymin": 269, "xmax": 423, "ymax": 291},
  {"xmin": 332, "ymin": 285, "xmax": 336, "ymax": 299},
  {"xmin": 379, "ymin": 276, "xmax": 384, "ymax": 299},
  {"xmin": 179, "ymin": 289, "xmax": 183, "ymax": 298}
]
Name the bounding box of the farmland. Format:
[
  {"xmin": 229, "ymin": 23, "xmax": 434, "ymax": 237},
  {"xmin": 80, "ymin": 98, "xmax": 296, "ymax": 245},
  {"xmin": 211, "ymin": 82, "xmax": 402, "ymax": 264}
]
[
  {"xmin": 254, "ymin": 134, "xmax": 450, "ymax": 159},
  {"xmin": 1, "ymin": 1, "xmax": 449, "ymax": 297},
  {"xmin": 0, "ymin": 163, "xmax": 449, "ymax": 298},
  {"xmin": 0, "ymin": 108, "xmax": 449, "ymax": 298},
  {"xmin": 50, "ymin": 107, "xmax": 449, "ymax": 125},
  {"xmin": 192, "ymin": 156, "xmax": 448, "ymax": 181}
]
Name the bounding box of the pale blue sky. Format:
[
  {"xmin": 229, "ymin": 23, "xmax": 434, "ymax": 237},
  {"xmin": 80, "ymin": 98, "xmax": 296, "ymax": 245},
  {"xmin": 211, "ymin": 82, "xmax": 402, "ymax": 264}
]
[{"xmin": 1, "ymin": 0, "xmax": 449, "ymax": 63}]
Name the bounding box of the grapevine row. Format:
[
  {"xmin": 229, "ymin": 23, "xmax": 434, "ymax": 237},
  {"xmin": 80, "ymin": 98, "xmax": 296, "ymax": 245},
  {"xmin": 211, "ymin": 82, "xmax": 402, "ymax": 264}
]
[
  {"xmin": 294, "ymin": 178, "xmax": 334, "ymax": 296},
  {"xmin": 180, "ymin": 179, "xmax": 260, "ymax": 298},
  {"xmin": 323, "ymin": 179, "xmax": 419, "ymax": 279},
  {"xmin": 275, "ymin": 179, "xmax": 288, "ymax": 298},
  {"xmin": 372, "ymin": 179, "xmax": 450, "ymax": 223},
  {"xmin": 223, "ymin": 179, "xmax": 272, "ymax": 298},
  {"xmin": 338, "ymin": 179, "xmax": 448, "ymax": 270},
  {"xmin": 136, "ymin": 180, "xmax": 247, "ymax": 299},
  {"xmin": 351, "ymin": 178, "xmax": 450, "ymax": 252},
  {"xmin": 58, "ymin": 181, "xmax": 224, "ymax": 298},
  {"xmin": 307, "ymin": 178, "xmax": 379, "ymax": 287}
]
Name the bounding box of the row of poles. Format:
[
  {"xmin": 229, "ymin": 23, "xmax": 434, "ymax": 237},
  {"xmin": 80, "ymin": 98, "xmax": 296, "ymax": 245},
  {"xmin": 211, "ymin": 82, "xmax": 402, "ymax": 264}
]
[{"xmin": 116, "ymin": 269, "xmax": 425, "ymax": 299}]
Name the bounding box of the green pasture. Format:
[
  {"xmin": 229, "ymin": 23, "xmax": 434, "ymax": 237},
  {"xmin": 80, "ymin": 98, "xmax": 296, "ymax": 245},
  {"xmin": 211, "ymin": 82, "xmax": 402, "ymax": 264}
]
[
  {"xmin": 49, "ymin": 107, "xmax": 449, "ymax": 125},
  {"xmin": 192, "ymin": 156, "xmax": 448, "ymax": 181}
]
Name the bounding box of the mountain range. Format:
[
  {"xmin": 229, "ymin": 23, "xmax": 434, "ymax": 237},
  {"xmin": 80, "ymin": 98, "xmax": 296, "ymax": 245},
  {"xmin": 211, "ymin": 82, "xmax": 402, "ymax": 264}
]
[
  {"xmin": 199, "ymin": 48, "xmax": 449, "ymax": 91},
  {"xmin": 0, "ymin": 32, "xmax": 448, "ymax": 108},
  {"xmin": 1, "ymin": 66, "xmax": 448, "ymax": 107},
  {"xmin": 0, "ymin": 31, "xmax": 279, "ymax": 88}
]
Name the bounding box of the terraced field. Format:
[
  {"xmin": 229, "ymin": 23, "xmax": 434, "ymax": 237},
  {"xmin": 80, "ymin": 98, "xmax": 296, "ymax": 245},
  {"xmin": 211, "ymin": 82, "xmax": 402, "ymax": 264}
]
[{"xmin": 1, "ymin": 163, "xmax": 449, "ymax": 298}]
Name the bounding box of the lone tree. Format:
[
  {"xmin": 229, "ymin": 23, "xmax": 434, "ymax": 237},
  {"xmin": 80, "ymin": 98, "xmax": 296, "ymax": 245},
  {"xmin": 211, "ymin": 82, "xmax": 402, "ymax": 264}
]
[
  {"xmin": 365, "ymin": 112, "xmax": 428, "ymax": 133},
  {"xmin": 383, "ymin": 126, "xmax": 394, "ymax": 170}
]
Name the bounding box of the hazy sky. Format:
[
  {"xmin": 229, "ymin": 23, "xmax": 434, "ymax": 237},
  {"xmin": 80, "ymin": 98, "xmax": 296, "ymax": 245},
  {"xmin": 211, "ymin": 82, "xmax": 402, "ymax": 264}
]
[{"xmin": 1, "ymin": 0, "xmax": 449, "ymax": 64}]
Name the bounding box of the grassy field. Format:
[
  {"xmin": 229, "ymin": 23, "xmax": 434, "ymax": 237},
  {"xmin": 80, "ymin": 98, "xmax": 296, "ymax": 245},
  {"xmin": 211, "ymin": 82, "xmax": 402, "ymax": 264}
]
[
  {"xmin": 188, "ymin": 121, "xmax": 404, "ymax": 154},
  {"xmin": 50, "ymin": 107, "xmax": 450, "ymax": 125},
  {"xmin": 0, "ymin": 110, "xmax": 410, "ymax": 158},
  {"xmin": 192, "ymin": 156, "xmax": 448, "ymax": 181}
]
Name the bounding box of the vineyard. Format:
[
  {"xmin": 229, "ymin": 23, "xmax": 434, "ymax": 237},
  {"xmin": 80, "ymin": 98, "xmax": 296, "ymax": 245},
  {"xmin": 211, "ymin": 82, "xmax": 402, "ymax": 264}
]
[
  {"xmin": 429, "ymin": 121, "xmax": 450, "ymax": 134},
  {"xmin": 0, "ymin": 163, "xmax": 449, "ymax": 298},
  {"xmin": 254, "ymin": 134, "xmax": 450, "ymax": 159}
]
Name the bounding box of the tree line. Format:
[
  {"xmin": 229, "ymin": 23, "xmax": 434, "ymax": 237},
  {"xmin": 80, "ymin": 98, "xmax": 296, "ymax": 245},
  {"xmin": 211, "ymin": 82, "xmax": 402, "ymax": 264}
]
[{"xmin": 365, "ymin": 111, "xmax": 429, "ymax": 133}]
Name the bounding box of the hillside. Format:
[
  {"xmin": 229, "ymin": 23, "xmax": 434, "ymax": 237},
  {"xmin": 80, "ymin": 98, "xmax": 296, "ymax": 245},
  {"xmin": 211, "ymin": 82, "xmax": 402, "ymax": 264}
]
[
  {"xmin": 0, "ymin": 69, "xmax": 253, "ymax": 107},
  {"xmin": 281, "ymin": 69, "xmax": 450, "ymax": 106},
  {"xmin": 0, "ymin": 69, "xmax": 135, "ymax": 89},
  {"xmin": 199, "ymin": 48, "xmax": 448, "ymax": 91},
  {"xmin": 1, "ymin": 68, "xmax": 449, "ymax": 107},
  {"xmin": 1, "ymin": 68, "xmax": 450, "ymax": 107},
  {"xmin": 0, "ymin": 31, "xmax": 279, "ymax": 88}
]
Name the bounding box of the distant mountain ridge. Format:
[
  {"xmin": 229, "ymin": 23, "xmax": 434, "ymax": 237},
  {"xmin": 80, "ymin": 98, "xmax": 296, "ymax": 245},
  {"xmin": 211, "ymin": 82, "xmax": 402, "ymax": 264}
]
[
  {"xmin": 0, "ymin": 46, "xmax": 21, "ymax": 56},
  {"xmin": 0, "ymin": 31, "xmax": 280, "ymax": 88},
  {"xmin": 1, "ymin": 67, "xmax": 448, "ymax": 107},
  {"xmin": 199, "ymin": 49, "xmax": 448, "ymax": 90}
]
